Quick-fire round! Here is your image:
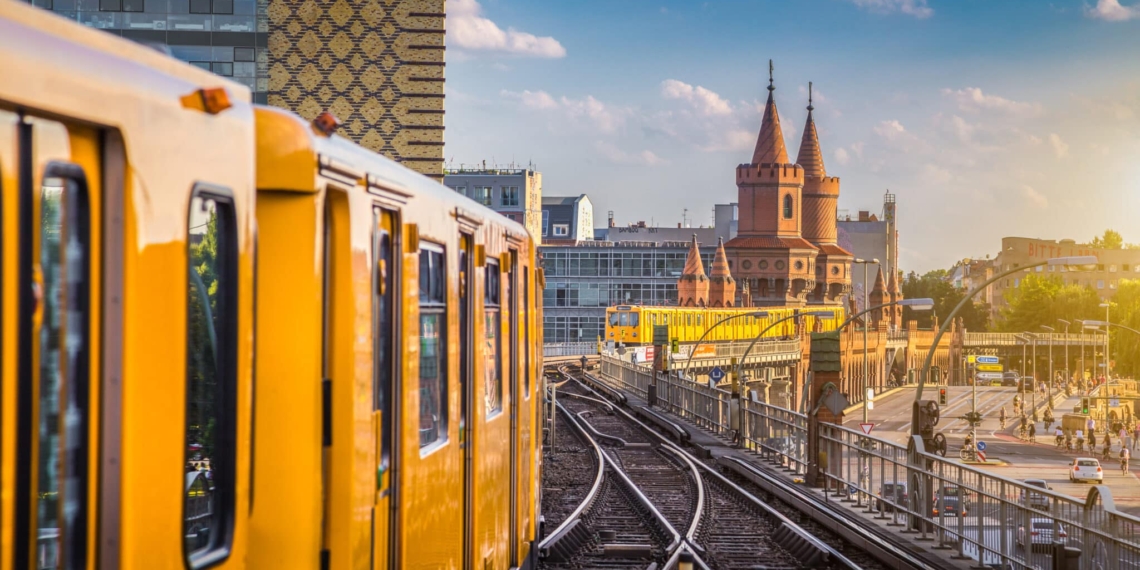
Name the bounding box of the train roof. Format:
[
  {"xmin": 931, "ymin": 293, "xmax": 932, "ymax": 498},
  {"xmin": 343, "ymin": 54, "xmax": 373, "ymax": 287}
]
[
  {"xmin": 254, "ymin": 106, "xmax": 531, "ymax": 242},
  {"xmin": 0, "ymin": 1, "xmax": 252, "ymax": 117}
]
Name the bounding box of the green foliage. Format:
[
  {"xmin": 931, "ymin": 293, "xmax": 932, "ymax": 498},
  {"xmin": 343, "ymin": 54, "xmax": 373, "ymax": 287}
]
[
  {"xmin": 1091, "ymin": 229, "xmax": 1125, "ymax": 250},
  {"xmin": 900, "ymin": 270, "xmax": 990, "ymax": 331},
  {"xmin": 995, "ymin": 274, "xmax": 1102, "ymax": 333},
  {"xmin": 187, "ymin": 209, "xmax": 221, "ymax": 461}
]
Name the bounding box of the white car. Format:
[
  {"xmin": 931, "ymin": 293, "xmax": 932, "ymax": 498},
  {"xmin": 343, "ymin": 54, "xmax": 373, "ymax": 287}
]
[{"xmin": 1070, "ymin": 458, "xmax": 1104, "ymax": 483}]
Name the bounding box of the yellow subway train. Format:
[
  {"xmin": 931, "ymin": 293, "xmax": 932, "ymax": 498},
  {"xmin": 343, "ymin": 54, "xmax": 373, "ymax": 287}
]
[
  {"xmin": 605, "ymin": 305, "xmax": 845, "ymax": 345},
  {"xmin": 0, "ymin": 3, "xmax": 542, "ymax": 569}
]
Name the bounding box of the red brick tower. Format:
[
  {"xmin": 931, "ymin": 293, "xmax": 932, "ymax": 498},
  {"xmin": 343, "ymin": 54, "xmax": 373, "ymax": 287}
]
[
  {"xmin": 677, "ymin": 235, "xmax": 709, "ymax": 307},
  {"xmin": 887, "ymin": 269, "xmax": 903, "ymax": 329},
  {"xmin": 868, "ymin": 265, "xmax": 889, "ymax": 327},
  {"xmin": 708, "ymin": 237, "xmax": 736, "ymax": 307},
  {"xmin": 797, "ymin": 83, "xmax": 853, "ymax": 307},
  {"xmin": 725, "ymin": 61, "xmax": 817, "ymax": 307}
]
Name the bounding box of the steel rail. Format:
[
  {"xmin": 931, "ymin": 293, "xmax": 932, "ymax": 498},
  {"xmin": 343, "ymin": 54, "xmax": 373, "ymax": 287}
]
[{"xmin": 534, "ymin": 401, "xmax": 606, "ymax": 557}]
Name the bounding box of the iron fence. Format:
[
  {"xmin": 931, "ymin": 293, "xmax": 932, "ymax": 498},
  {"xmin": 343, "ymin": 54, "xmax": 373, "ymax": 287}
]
[{"xmin": 542, "ymin": 341, "xmax": 597, "ymax": 358}]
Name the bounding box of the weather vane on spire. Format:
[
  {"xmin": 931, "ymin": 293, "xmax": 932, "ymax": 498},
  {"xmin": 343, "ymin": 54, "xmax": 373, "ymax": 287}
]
[
  {"xmin": 808, "ymin": 81, "xmax": 814, "ymax": 111},
  {"xmin": 768, "ymin": 59, "xmax": 774, "ymax": 92}
]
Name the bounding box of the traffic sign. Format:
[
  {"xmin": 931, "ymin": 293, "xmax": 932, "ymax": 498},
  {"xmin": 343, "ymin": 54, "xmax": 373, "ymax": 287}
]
[
  {"xmin": 976, "ymin": 356, "xmax": 999, "ymax": 364},
  {"xmin": 976, "ymin": 364, "xmax": 1004, "ymax": 372},
  {"xmin": 977, "ymin": 451, "xmax": 987, "ymax": 462},
  {"xmin": 976, "ymin": 441, "xmax": 987, "ymax": 451},
  {"xmin": 848, "ymin": 485, "xmax": 858, "ymax": 496},
  {"xmin": 977, "ymin": 372, "xmax": 1002, "ymax": 380},
  {"xmin": 859, "ymin": 423, "xmax": 874, "ymax": 435},
  {"xmin": 709, "ymin": 366, "xmax": 726, "ymax": 382},
  {"xmin": 1111, "ymin": 397, "xmax": 1121, "ymax": 407}
]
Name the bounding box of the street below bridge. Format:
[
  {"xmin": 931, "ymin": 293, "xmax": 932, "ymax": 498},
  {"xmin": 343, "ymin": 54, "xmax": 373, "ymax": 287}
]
[{"xmin": 850, "ymin": 385, "xmax": 1140, "ymax": 516}]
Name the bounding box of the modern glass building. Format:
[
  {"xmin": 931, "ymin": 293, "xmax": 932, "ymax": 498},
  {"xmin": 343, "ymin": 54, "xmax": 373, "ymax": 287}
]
[
  {"xmin": 540, "ymin": 242, "xmax": 715, "ymax": 343},
  {"xmin": 25, "ymin": 0, "xmax": 270, "ymax": 103}
]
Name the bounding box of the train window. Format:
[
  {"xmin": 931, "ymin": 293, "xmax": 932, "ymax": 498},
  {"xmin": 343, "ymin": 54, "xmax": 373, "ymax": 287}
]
[
  {"xmin": 609, "ymin": 312, "xmax": 619, "ymax": 327},
  {"xmin": 372, "ymin": 209, "xmax": 395, "ymax": 468},
  {"xmin": 184, "ymin": 189, "xmax": 238, "ymax": 565},
  {"xmin": 629, "ymin": 312, "xmax": 639, "ymax": 327},
  {"xmin": 418, "ymin": 245, "xmax": 448, "ymax": 448},
  {"xmin": 484, "ymin": 260, "xmax": 502, "ymax": 417},
  {"xmin": 35, "ymin": 173, "xmax": 91, "ymax": 570}
]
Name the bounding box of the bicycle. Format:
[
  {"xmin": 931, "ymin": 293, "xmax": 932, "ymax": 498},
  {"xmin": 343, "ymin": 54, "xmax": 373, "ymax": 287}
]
[
  {"xmin": 1000, "ymin": 417, "xmax": 1006, "ymax": 430},
  {"xmin": 1123, "ymin": 458, "xmax": 1130, "ymax": 475}
]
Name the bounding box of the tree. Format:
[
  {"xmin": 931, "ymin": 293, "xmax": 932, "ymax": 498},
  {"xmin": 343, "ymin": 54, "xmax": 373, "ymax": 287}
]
[
  {"xmin": 1091, "ymin": 229, "xmax": 1125, "ymax": 249},
  {"xmin": 995, "ymin": 274, "xmax": 1103, "ymax": 332},
  {"xmin": 901, "ymin": 270, "xmax": 990, "ymax": 331}
]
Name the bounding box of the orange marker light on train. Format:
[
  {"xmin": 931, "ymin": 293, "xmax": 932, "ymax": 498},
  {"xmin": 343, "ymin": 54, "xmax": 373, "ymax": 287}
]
[
  {"xmin": 180, "ymin": 86, "xmax": 232, "ymax": 114},
  {"xmin": 313, "ymin": 112, "xmax": 341, "ymax": 136}
]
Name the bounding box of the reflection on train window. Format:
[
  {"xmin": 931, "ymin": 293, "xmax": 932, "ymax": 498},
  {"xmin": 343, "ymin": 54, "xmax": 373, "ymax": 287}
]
[
  {"xmin": 629, "ymin": 312, "xmax": 639, "ymax": 327},
  {"xmin": 373, "ymin": 211, "xmax": 394, "ymax": 467},
  {"xmin": 608, "ymin": 312, "xmax": 620, "ymax": 327},
  {"xmin": 418, "ymin": 245, "xmax": 447, "ymax": 448},
  {"xmin": 185, "ymin": 191, "xmax": 237, "ymax": 564},
  {"xmin": 484, "ymin": 260, "xmax": 502, "ymax": 416},
  {"xmin": 523, "ymin": 270, "xmax": 530, "ymax": 396},
  {"xmin": 36, "ymin": 175, "xmax": 90, "ymax": 570}
]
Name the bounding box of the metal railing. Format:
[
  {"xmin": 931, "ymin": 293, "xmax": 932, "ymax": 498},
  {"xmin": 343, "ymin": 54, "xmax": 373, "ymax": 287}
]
[
  {"xmin": 965, "ymin": 332, "xmax": 1105, "ymax": 347},
  {"xmin": 597, "ymin": 352, "xmax": 1140, "ymax": 570},
  {"xmin": 543, "ymin": 342, "xmax": 597, "ymax": 357}
]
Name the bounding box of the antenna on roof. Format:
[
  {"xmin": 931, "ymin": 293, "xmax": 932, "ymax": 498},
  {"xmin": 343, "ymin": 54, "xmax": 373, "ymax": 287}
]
[{"xmin": 768, "ymin": 59, "xmax": 774, "ymax": 92}]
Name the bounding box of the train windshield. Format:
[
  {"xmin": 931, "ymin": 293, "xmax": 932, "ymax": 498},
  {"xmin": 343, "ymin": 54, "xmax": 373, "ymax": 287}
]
[
  {"xmin": 629, "ymin": 313, "xmax": 639, "ymax": 327},
  {"xmin": 609, "ymin": 312, "xmax": 620, "ymax": 327}
]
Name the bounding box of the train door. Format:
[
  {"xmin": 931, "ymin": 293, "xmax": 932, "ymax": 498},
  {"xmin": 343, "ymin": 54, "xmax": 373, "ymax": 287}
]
[
  {"xmin": 372, "ymin": 207, "xmax": 398, "ymax": 569},
  {"xmin": 9, "ymin": 114, "xmax": 100, "ymax": 570},
  {"xmin": 458, "ymin": 234, "xmax": 473, "ymax": 569},
  {"xmin": 506, "ymin": 252, "xmax": 518, "ymax": 567}
]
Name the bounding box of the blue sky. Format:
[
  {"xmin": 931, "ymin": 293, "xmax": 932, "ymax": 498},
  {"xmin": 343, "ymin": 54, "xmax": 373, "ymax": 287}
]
[{"xmin": 443, "ymin": 0, "xmax": 1140, "ymax": 272}]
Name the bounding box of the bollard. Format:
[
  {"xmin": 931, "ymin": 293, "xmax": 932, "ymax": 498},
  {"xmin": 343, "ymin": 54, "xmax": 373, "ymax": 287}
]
[{"xmin": 1051, "ymin": 542, "xmax": 1080, "ymax": 570}]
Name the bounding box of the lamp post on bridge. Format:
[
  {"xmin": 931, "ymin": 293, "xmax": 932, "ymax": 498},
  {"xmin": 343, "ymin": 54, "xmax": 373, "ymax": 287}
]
[
  {"xmin": 681, "ymin": 310, "xmax": 770, "ymax": 378},
  {"xmin": 836, "ymin": 298, "xmax": 935, "ymax": 423},
  {"xmin": 1058, "ymin": 319, "xmax": 1070, "ymax": 388},
  {"xmin": 911, "ymin": 255, "xmax": 1098, "ymax": 441},
  {"xmin": 853, "ymin": 258, "xmax": 880, "ymax": 424},
  {"xmin": 735, "ymin": 310, "xmax": 835, "ymax": 395},
  {"xmin": 1042, "ymin": 325, "xmax": 1055, "ymax": 408},
  {"xmin": 1100, "ymin": 302, "xmax": 1112, "ymax": 379}
]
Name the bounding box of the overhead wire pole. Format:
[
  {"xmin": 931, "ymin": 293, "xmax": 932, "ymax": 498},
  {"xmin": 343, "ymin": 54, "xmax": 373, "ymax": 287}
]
[
  {"xmin": 1058, "ymin": 319, "xmax": 1070, "ymax": 389},
  {"xmin": 1042, "ymin": 325, "xmax": 1055, "ymax": 405},
  {"xmin": 853, "ymin": 258, "xmax": 880, "ymax": 424},
  {"xmin": 911, "ymin": 256, "xmax": 1097, "ymax": 439},
  {"xmin": 681, "ymin": 310, "xmax": 770, "ymax": 378}
]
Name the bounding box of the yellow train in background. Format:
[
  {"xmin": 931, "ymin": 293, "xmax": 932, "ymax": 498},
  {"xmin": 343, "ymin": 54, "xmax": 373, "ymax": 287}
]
[
  {"xmin": 605, "ymin": 305, "xmax": 845, "ymax": 345},
  {"xmin": 0, "ymin": 3, "xmax": 541, "ymax": 569}
]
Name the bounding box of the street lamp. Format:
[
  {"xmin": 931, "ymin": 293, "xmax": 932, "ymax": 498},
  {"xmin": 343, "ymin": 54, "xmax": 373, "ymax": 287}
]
[
  {"xmin": 681, "ymin": 310, "xmax": 770, "ymax": 377},
  {"xmin": 736, "ymin": 310, "xmax": 834, "ymax": 396},
  {"xmin": 853, "ymin": 258, "xmax": 880, "ymax": 421},
  {"xmin": 912, "ymin": 255, "xmax": 1097, "ymax": 439},
  {"xmin": 1100, "ymin": 302, "xmax": 1112, "ymax": 378},
  {"xmin": 1041, "ymin": 325, "xmax": 1055, "ymax": 397},
  {"xmin": 837, "ymin": 297, "xmax": 935, "ymax": 422},
  {"xmin": 1058, "ymin": 319, "xmax": 1071, "ymax": 386},
  {"xmin": 1017, "ymin": 333, "xmax": 1039, "ymax": 421}
]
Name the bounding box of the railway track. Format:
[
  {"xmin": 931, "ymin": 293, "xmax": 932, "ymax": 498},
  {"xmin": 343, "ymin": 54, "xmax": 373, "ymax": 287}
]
[{"xmin": 550, "ymin": 367, "xmax": 853, "ymax": 570}]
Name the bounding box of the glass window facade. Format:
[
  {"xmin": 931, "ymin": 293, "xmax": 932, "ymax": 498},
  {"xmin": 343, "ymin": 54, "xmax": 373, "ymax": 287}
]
[{"xmin": 25, "ymin": 0, "xmax": 269, "ymax": 104}]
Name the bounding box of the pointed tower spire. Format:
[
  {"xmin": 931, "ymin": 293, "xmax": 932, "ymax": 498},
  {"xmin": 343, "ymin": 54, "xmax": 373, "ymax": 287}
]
[
  {"xmin": 676, "ymin": 235, "xmax": 709, "ymax": 307},
  {"xmin": 796, "ymin": 81, "xmax": 826, "ymax": 178},
  {"xmin": 708, "ymin": 237, "xmax": 737, "ymax": 307},
  {"xmin": 751, "ymin": 59, "xmax": 790, "ymax": 165}
]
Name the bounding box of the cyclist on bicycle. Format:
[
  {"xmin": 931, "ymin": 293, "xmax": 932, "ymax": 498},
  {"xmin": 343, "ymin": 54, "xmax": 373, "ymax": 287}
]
[
  {"xmin": 964, "ymin": 432, "xmax": 974, "ymax": 454},
  {"xmin": 1122, "ymin": 447, "xmax": 1131, "ymax": 474},
  {"xmin": 999, "ymin": 406, "xmax": 1007, "ymax": 429}
]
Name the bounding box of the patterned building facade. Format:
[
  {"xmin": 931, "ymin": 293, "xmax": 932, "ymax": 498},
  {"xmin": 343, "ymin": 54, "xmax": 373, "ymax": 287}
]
[{"xmin": 268, "ymin": 0, "xmax": 446, "ymax": 179}]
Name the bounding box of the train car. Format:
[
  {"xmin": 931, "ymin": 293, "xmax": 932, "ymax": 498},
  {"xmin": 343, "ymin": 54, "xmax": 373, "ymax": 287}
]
[
  {"xmin": 605, "ymin": 305, "xmax": 845, "ymax": 346},
  {"xmin": 1, "ymin": 3, "xmax": 542, "ymax": 569},
  {"xmin": 252, "ymin": 107, "xmax": 542, "ymax": 569}
]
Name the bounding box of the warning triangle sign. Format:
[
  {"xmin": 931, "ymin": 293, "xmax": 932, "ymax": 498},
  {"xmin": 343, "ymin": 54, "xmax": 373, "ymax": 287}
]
[{"xmin": 859, "ymin": 423, "xmax": 874, "ymax": 435}]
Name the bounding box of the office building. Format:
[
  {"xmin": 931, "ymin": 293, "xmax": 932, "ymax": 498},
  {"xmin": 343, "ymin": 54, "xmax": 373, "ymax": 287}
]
[
  {"xmin": 836, "ymin": 192, "xmax": 899, "ymax": 305},
  {"xmin": 444, "ymin": 167, "xmax": 543, "ymax": 242},
  {"xmin": 540, "ymin": 195, "xmax": 593, "ymax": 242}
]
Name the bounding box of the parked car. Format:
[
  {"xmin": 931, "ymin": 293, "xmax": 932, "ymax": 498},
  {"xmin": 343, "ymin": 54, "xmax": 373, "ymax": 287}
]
[
  {"xmin": 1018, "ymin": 518, "xmax": 1068, "ymax": 551},
  {"xmin": 932, "ymin": 492, "xmax": 967, "ymax": 517},
  {"xmin": 1018, "ymin": 376, "xmax": 1036, "ymax": 392},
  {"xmin": 1070, "ymin": 458, "xmax": 1104, "ymax": 483},
  {"xmin": 1019, "ymin": 479, "xmax": 1051, "ymax": 510},
  {"xmin": 877, "ymin": 482, "xmax": 909, "ymax": 512},
  {"xmin": 1002, "ymin": 371, "xmax": 1020, "ymax": 387}
]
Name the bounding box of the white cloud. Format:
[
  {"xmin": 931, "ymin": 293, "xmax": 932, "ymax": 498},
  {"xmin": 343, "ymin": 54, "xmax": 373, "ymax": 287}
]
[
  {"xmin": 940, "ymin": 87, "xmax": 1044, "ymax": 118},
  {"xmin": 846, "ymin": 0, "xmax": 933, "ymax": 18},
  {"xmin": 834, "ymin": 147, "xmax": 850, "ymax": 165},
  {"xmin": 1022, "ymin": 184, "xmax": 1049, "ymax": 208},
  {"xmin": 949, "ymin": 115, "xmax": 976, "ymax": 144},
  {"xmin": 448, "ymin": 0, "xmax": 566, "ymax": 58},
  {"xmin": 501, "ymin": 90, "xmax": 626, "ymax": 133},
  {"xmin": 594, "ymin": 141, "xmax": 665, "ymax": 165},
  {"xmin": 797, "ymin": 84, "xmax": 829, "ymax": 104},
  {"xmin": 851, "ymin": 142, "xmax": 865, "ymax": 160},
  {"xmin": 920, "ymin": 163, "xmax": 952, "ymax": 185},
  {"xmin": 699, "ymin": 129, "xmax": 755, "ymax": 153},
  {"xmin": 501, "ymin": 89, "xmax": 558, "ymax": 110},
  {"xmin": 1085, "ymin": 0, "xmax": 1140, "ymax": 21},
  {"xmin": 874, "ymin": 120, "xmax": 909, "ymax": 141},
  {"xmin": 660, "ymin": 79, "xmax": 733, "ymax": 116},
  {"xmin": 1049, "ymin": 133, "xmax": 1069, "ymax": 158}
]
